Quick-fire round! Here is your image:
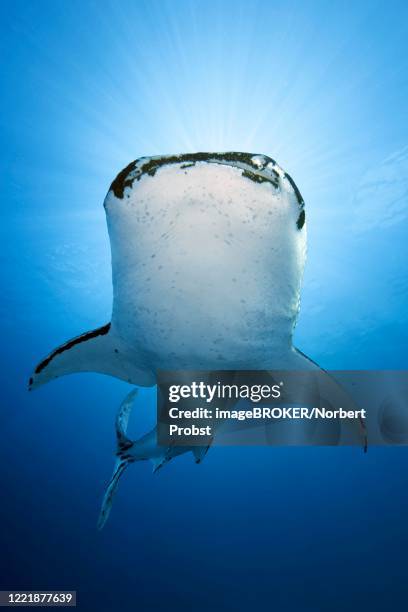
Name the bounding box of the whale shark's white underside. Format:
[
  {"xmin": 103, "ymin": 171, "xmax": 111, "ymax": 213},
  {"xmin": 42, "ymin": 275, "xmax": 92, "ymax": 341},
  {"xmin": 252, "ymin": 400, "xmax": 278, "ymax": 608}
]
[{"xmin": 29, "ymin": 152, "xmax": 365, "ymax": 526}]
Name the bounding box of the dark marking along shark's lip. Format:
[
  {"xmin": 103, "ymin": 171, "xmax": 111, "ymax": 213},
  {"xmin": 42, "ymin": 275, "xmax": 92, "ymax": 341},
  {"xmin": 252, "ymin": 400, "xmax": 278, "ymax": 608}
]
[{"xmin": 109, "ymin": 152, "xmax": 305, "ymax": 209}]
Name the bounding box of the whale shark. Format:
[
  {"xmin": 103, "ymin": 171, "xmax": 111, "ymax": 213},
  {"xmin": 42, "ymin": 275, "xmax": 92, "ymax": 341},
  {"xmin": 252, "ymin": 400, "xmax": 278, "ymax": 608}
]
[
  {"xmin": 29, "ymin": 152, "xmax": 366, "ymax": 526},
  {"xmin": 30, "ymin": 152, "xmax": 308, "ymax": 389}
]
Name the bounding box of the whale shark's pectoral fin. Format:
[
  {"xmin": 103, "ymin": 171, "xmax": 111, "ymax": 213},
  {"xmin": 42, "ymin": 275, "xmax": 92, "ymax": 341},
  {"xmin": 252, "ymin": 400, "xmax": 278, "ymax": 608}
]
[
  {"xmin": 292, "ymin": 349, "xmax": 367, "ymax": 451},
  {"xmin": 29, "ymin": 323, "xmax": 155, "ymax": 390}
]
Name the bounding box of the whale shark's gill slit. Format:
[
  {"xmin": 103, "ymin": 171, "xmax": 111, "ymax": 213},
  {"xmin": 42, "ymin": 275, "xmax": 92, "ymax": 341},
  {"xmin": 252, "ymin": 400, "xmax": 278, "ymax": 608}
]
[
  {"xmin": 34, "ymin": 323, "xmax": 111, "ymax": 375},
  {"xmin": 297, "ymin": 210, "xmax": 306, "ymax": 230}
]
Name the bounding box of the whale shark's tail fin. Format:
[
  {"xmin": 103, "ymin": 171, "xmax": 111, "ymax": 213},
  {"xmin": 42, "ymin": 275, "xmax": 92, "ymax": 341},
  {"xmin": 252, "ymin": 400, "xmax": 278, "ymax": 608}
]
[
  {"xmin": 97, "ymin": 388, "xmax": 137, "ymax": 530},
  {"xmin": 97, "ymin": 388, "xmax": 165, "ymax": 529},
  {"xmin": 97, "ymin": 458, "xmax": 129, "ymax": 530},
  {"xmin": 98, "ymin": 387, "xmax": 208, "ymax": 528},
  {"xmin": 29, "ymin": 323, "xmax": 155, "ymax": 390}
]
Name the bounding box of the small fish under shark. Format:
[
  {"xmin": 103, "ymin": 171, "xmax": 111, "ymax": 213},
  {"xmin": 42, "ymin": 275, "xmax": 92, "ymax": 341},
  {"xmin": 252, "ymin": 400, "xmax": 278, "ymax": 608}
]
[{"xmin": 29, "ymin": 152, "xmax": 366, "ymax": 527}]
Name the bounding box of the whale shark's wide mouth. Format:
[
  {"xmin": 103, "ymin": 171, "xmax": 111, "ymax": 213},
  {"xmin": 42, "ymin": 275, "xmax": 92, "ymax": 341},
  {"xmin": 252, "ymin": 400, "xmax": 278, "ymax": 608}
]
[{"xmin": 109, "ymin": 151, "xmax": 305, "ymax": 210}]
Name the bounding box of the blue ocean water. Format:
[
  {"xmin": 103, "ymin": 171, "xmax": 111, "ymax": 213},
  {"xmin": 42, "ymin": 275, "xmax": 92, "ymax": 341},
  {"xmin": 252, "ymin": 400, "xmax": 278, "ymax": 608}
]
[{"xmin": 1, "ymin": 1, "xmax": 408, "ymax": 610}]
